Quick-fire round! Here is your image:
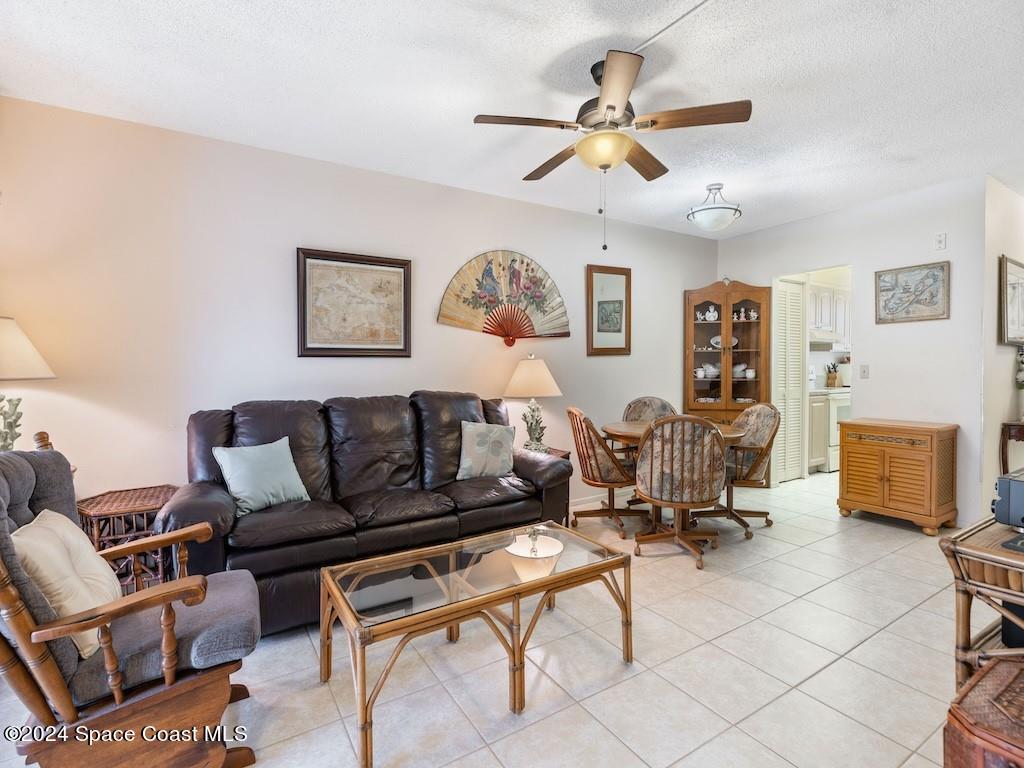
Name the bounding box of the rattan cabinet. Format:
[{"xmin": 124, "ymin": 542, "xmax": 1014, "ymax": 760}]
[{"xmin": 838, "ymin": 418, "xmax": 957, "ymax": 535}]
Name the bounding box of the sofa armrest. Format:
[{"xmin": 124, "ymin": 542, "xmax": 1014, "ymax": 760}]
[
  {"xmin": 153, "ymin": 483, "xmax": 235, "ymax": 576},
  {"xmin": 513, "ymin": 448, "xmax": 572, "ymax": 490},
  {"xmin": 154, "ymin": 482, "xmax": 236, "ymax": 538}
]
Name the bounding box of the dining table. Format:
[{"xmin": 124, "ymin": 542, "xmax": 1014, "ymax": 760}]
[{"xmin": 602, "ymin": 419, "xmax": 747, "ymax": 447}]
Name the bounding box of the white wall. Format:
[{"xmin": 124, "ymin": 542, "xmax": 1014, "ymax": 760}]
[
  {"xmin": 0, "ymin": 97, "xmax": 717, "ymax": 499},
  {"xmin": 982, "ymin": 178, "xmax": 1024, "ymax": 497},
  {"xmin": 718, "ymin": 178, "xmax": 988, "ymax": 523}
]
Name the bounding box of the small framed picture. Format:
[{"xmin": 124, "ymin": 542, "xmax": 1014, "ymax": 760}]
[
  {"xmin": 1001, "ymin": 255, "xmax": 1024, "ymax": 345},
  {"xmin": 297, "ymin": 248, "xmax": 411, "ymax": 357},
  {"xmin": 874, "ymin": 260, "xmax": 950, "ymax": 324},
  {"xmin": 586, "ymin": 264, "xmax": 631, "ymax": 356}
]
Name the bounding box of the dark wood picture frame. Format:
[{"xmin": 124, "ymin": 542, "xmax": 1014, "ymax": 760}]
[
  {"xmin": 1000, "ymin": 254, "xmax": 1024, "ymax": 345},
  {"xmin": 297, "ymin": 248, "xmax": 411, "ymax": 357},
  {"xmin": 586, "ymin": 264, "xmax": 631, "ymax": 356}
]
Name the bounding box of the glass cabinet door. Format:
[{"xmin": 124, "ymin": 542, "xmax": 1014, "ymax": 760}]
[
  {"xmin": 727, "ymin": 293, "xmax": 763, "ymax": 407},
  {"xmin": 690, "ymin": 298, "xmax": 724, "ymax": 408}
]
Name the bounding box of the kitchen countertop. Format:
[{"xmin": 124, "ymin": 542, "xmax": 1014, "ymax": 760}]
[{"xmin": 809, "ymin": 386, "xmax": 852, "ymax": 396}]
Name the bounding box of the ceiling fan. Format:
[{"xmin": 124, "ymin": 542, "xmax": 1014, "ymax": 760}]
[{"xmin": 474, "ymin": 50, "xmax": 752, "ymax": 182}]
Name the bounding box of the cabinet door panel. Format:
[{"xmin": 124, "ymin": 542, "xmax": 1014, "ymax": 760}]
[
  {"xmin": 884, "ymin": 450, "xmax": 930, "ymax": 514},
  {"xmin": 809, "ymin": 397, "xmax": 827, "ymax": 468},
  {"xmin": 817, "ymin": 287, "xmax": 835, "ymax": 332},
  {"xmin": 842, "ymin": 445, "xmax": 883, "ymax": 505}
]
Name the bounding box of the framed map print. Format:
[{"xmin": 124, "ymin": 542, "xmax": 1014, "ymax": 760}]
[
  {"xmin": 874, "ymin": 260, "xmax": 950, "ymax": 324},
  {"xmin": 1001, "ymin": 255, "xmax": 1024, "ymax": 345},
  {"xmin": 586, "ymin": 264, "xmax": 631, "ymax": 355},
  {"xmin": 297, "ymin": 249, "xmax": 411, "ymax": 357}
]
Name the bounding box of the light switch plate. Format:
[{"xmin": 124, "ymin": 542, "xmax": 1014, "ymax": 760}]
[
  {"xmin": 859, "ymin": 364, "xmax": 870, "ymax": 379},
  {"xmin": 935, "ymin": 232, "xmax": 947, "ymax": 250}
]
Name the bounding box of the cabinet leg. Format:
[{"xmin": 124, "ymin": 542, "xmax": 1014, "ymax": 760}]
[
  {"xmin": 838, "ymin": 508, "xmax": 852, "ymax": 518},
  {"xmin": 922, "ymin": 527, "xmax": 939, "ymax": 536},
  {"xmin": 942, "ymin": 519, "xmax": 957, "ymax": 529}
]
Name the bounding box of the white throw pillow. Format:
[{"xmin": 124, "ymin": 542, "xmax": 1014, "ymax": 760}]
[
  {"xmin": 11, "ymin": 511, "xmax": 123, "ymax": 659},
  {"xmin": 456, "ymin": 421, "xmax": 515, "ymax": 480}
]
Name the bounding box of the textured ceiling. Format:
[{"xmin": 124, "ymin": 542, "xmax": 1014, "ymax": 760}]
[{"xmin": 2, "ymin": 0, "xmax": 1023, "ymax": 238}]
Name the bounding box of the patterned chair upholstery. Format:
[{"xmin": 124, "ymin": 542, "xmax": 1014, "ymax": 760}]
[
  {"xmin": 633, "ymin": 415, "xmax": 725, "ymax": 568},
  {"xmin": 566, "ymin": 407, "xmax": 648, "ymax": 537},
  {"xmin": 622, "ymin": 397, "xmax": 677, "ymax": 423},
  {"xmin": 694, "ymin": 403, "xmax": 781, "ymax": 538}
]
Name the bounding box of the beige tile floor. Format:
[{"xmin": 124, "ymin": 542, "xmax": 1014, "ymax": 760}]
[{"xmin": 0, "ymin": 472, "xmax": 984, "ymax": 767}]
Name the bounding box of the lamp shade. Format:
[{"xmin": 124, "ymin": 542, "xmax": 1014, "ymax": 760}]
[
  {"xmin": 0, "ymin": 318, "xmax": 55, "ymax": 381},
  {"xmin": 575, "ymin": 129, "xmax": 635, "ymax": 172},
  {"xmin": 503, "ymin": 355, "xmax": 562, "ymax": 398}
]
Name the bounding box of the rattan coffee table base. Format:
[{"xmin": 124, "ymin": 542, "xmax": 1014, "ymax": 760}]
[{"xmin": 319, "ymin": 527, "xmax": 632, "ymax": 768}]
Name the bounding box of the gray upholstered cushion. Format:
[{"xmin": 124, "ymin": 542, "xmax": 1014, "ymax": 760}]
[
  {"xmin": 0, "ymin": 452, "xmax": 80, "ymax": 680},
  {"xmin": 69, "ymin": 570, "xmax": 260, "ymax": 705}
]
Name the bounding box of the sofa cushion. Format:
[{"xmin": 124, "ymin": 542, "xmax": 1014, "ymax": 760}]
[
  {"xmin": 69, "ymin": 571, "xmax": 260, "ymax": 705},
  {"xmin": 457, "ymin": 498, "xmax": 543, "ymax": 536},
  {"xmin": 341, "ymin": 489, "xmax": 455, "ymax": 529},
  {"xmin": 187, "ymin": 409, "xmax": 235, "ymax": 484},
  {"xmin": 226, "ymin": 533, "xmax": 357, "ymax": 578},
  {"xmin": 232, "ymin": 400, "xmax": 332, "ymax": 501},
  {"xmin": 227, "ymin": 500, "xmax": 356, "ymax": 549},
  {"xmin": 437, "ymin": 475, "xmax": 535, "ymax": 511},
  {"xmin": 354, "ymin": 515, "xmax": 459, "ymax": 558},
  {"xmin": 410, "ymin": 391, "xmax": 485, "ymax": 490},
  {"xmin": 482, "ymin": 398, "xmax": 510, "ymax": 426},
  {"xmin": 325, "ymin": 396, "xmax": 420, "ymax": 497}
]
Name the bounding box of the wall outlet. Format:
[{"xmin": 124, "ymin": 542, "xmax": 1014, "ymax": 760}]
[
  {"xmin": 859, "ymin": 364, "xmax": 870, "ymax": 379},
  {"xmin": 935, "ymin": 232, "xmax": 947, "ymax": 250}
]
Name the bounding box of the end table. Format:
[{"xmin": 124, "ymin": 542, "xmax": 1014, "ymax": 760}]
[{"xmin": 77, "ymin": 484, "xmax": 178, "ymax": 594}]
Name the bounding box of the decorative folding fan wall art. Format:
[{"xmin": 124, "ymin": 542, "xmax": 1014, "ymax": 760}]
[{"xmin": 437, "ymin": 251, "xmax": 570, "ymax": 346}]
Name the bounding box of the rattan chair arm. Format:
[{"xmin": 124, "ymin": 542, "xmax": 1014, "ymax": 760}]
[
  {"xmin": 30, "ymin": 575, "xmax": 208, "ymax": 643},
  {"xmin": 98, "ymin": 522, "xmax": 213, "ymax": 562}
]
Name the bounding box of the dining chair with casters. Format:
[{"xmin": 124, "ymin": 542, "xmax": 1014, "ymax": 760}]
[
  {"xmin": 633, "ymin": 415, "xmax": 725, "ymax": 569},
  {"xmin": 566, "ymin": 407, "xmax": 649, "ymax": 538},
  {"xmin": 693, "ymin": 403, "xmax": 781, "ymax": 538},
  {"xmin": 614, "ymin": 396, "xmax": 678, "ymax": 464}
]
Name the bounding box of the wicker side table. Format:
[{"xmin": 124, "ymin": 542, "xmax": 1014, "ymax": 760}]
[{"xmin": 77, "ymin": 484, "xmax": 178, "ymax": 594}]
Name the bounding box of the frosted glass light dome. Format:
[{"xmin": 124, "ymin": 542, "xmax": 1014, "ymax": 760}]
[
  {"xmin": 687, "ymin": 183, "xmax": 742, "ymax": 232},
  {"xmin": 575, "ymin": 129, "xmax": 634, "ymax": 171}
]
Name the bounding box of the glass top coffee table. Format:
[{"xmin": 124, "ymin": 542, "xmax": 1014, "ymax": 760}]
[{"xmin": 319, "ymin": 522, "xmax": 632, "ymax": 768}]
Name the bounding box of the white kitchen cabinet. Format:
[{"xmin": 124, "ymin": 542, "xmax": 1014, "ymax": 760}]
[
  {"xmin": 808, "ymin": 395, "xmax": 828, "ymax": 471},
  {"xmin": 833, "ymin": 289, "xmax": 850, "ymax": 349}
]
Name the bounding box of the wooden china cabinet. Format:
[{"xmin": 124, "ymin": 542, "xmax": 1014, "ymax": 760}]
[{"xmin": 684, "ymin": 279, "xmax": 772, "ymax": 424}]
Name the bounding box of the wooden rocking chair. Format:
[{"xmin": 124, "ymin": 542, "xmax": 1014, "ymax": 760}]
[{"xmin": 0, "ymin": 450, "xmax": 260, "ymax": 768}]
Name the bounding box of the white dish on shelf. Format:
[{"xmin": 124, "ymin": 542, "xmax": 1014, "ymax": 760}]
[
  {"xmin": 710, "ymin": 335, "xmax": 738, "ymax": 349},
  {"xmin": 732, "ymin": 362, "xmax": 748, "ymax": 376}
]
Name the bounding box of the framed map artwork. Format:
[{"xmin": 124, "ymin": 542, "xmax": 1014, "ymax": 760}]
[
  {"xmin": 874, "ymin": 260, "xmax": 950, "ymax": 324},
  {"xmin": 297, "ymin": 248, "xmax": 411, "ymax": 356}
]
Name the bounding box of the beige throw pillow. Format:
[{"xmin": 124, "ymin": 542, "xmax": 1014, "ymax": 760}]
[{"xmin": 11, "ymin": 510, "xmax": 123, "ymax": 658}]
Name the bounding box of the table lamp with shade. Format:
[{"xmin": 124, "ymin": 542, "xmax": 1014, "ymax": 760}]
[
  {"xmin": 503, "ymin": 353, "xmax": 562, "ymax": 453},
  {"xmin": 0, "ymin": 317, "xmax": 55, "ymax": 451}
]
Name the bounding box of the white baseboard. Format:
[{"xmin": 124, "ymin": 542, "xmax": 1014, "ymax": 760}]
[{"xmin": 569, "ymin": 488, "xmax": 636, "ymax": 511}]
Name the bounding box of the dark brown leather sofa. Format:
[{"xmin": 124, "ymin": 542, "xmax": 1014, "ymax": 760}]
[{"xmin": 155, "ymin": 391, "xmax": 572, "ymax": 635}]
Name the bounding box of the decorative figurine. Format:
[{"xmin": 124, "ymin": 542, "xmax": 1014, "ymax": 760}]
[
  {"xmin": 739, "ymin": 307, "xmax": 747, "ymax": 321},
  {"xmin": 705, "ymin": 306, "xmax": 719, "ymax": 321},
  {"xmin": 749, "ymin": 309, "xmax": 759, "ymax": 321},
  {"xmin": 697, "ymin": 311, "xmax": 705, "ymax": 322},
  {"xmin": 732, "ymin": 312, "xmax": 738, "ymax": 321},
  {"xmin": 522, "ymin": 399, "xmax": 548, "ymax": 453},
  {"xmin": 0, "ymin": 396, "xmax": 23, "ymax": 452}
]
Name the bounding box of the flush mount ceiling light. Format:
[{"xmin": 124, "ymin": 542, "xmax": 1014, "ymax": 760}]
[
  {"xmin": 574, "ymin": 127, "xmax": 635, "ymax": 171},
  {"xmin": 687, "ymin": 183, "xmax": 742, "ymax": 232}
]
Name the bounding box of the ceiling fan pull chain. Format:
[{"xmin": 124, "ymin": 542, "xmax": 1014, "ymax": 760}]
[{"xmin": 601, "ymin": 170, "xmax": 608, "ymax": 251}]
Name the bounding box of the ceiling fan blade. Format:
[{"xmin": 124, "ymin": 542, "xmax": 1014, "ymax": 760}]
[
  {"xmin": 634, "ymin": 100, "xmax": 752, "ymax": 132},
  {"xmin": 474, "ymin": 115, "xmax": 579, "ymax": 130},
  {"xmin": 523, "ymin": 145, "xmax": 576, "ymax": 181},
  {"xmin": 597, "ymin": 50, "xmax": 644, "ymax": 120},
  {"xmin": 625, "ymin": 142, "xmax": 668, "ymax": 181}
]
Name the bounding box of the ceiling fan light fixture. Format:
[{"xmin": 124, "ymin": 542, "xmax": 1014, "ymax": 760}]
[
  {"xmin": 687, "ymin": 183, "xmax": 742, "ymax": 231},
  {"xmin": 574, "ymin": 128, "xmax": 634, "ymax": 172}
]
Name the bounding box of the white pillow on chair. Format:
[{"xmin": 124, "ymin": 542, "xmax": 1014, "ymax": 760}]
[{"xmin": 11, "ymin": 510, "xmax": 123, "ymax": 659}]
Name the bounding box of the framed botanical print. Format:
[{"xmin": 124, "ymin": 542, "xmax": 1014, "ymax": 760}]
[
  {"xmin": 586, "ymin": 264, "xmax": 631, "ymax": 356},
  {"xmin": 297, "ymin": 248, "xmax": 411, "ymax": 357},
  {"xmin": 874, "ymin": 260, "xmax": 950, "ymax": 324},
  {"xmin": 1001, "ymin": 255, "xmax": 1024, "ymax": 345}
]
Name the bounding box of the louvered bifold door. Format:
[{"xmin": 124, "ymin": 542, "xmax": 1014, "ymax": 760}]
[{"xmin": 772, "ymin": 280, "xmax": 806, "ymax": 482}]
